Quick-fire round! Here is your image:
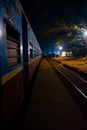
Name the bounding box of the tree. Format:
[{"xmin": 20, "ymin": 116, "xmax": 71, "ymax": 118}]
[{"xmin": 40, "ymin": 18, "xmax": 86, "ymax": 48}]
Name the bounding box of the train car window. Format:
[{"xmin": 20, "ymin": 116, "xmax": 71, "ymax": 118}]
[
  {"xmin": 6, "ymin": 23, "xmax": 20, "ymax": 67},
  {"xmin": 30, "ymin": 48, "xmax": 33, "ymax": 59},
  {"xmin": 29, "ymin": 43, "xmax": 33, "ymax": 59},
  {"xmin": 34, "ymin": 48, "xmax": 37, "ymax": 57}
]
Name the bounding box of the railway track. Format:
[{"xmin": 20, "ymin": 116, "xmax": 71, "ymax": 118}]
[{"xmin": 47, "ymin": 58, "xmax": 87, "ymax": 102}]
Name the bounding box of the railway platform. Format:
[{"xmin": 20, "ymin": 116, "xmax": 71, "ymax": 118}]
[
  {"xmin": 8, "ymin": 58, "xmax": 87, "ymax": 130},
  {"xmin": 22, "ymin": 58, "xmax": 87, "ymax": 130}
]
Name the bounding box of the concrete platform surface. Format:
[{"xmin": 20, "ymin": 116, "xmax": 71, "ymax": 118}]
[{"xmin": 23, "ymin": 58, "xmax": 87, "ymax": 130}]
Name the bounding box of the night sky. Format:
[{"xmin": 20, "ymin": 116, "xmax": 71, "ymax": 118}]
[{"xmin": 21, "ymin": 0, "xmax": 87, "ymax": 52}]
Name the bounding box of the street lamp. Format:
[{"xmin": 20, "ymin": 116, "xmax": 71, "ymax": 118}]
[
  {"xmin": 83, "ymin": 31, "xmax": 87, "ymax": 36},
  {"xmin": 59, "ymin": 46, "xmax": 63, "ymax": 56},
  {"xmin": 59, "ymin": 46, "xmax": 63, "ymax": 50}
]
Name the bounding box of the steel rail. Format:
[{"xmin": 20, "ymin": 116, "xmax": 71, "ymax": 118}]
[{"xmin": 47, "ymin": 58, "xmax": 87, "ymax": 100}]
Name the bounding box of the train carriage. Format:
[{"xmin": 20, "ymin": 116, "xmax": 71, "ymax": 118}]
[{"xmin": 0, "ymin": 0, "xmax": 42, "ymax": 127}]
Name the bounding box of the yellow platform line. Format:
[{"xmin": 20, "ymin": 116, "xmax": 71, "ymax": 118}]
[{"xmin": 1, "ymin": 66, "xmax": 23, "ymax": 85}]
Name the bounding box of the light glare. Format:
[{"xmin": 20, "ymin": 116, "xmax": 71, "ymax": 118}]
[
  {"xmin": 59, "ymin": 46, "xmax": 62, "ymax": 50},
  {"xmin": 0, "ymin": 28, "xmax": 2, "ymax": 37},
  {"xmin": 83, "ymin": 31, "xmax": 87, "ymax": 36}
]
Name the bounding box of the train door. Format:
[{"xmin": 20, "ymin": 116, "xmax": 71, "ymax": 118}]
[{"xmin": 22, "ymin": 14, "xmax": 29, "ymax": 93}]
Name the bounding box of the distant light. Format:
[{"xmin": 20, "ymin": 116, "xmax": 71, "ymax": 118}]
[
  {"xmin": 59, "ymin": 46, "xmax": 63, "ymax": 50},
  {"xmin": 49, "ymin": 52, "xmax": 52, "ymax": 54},
  {"xmin": 61, "ymin": 51, "xmax": 72, "ymax": 57},
  {"xmin": 62, "ymin": 51, "xmax": 66, "ymax": 57},
  {"xmin": 83, "ymin": 31, "xmax": 87, "ymax": 36},
  {"xmin": 57, "ymin": 51, "xmax": 60, "ymax": 55},
  {"xmin": 0, "ymin": 28, "xmax": 2, "ymax": 37}
]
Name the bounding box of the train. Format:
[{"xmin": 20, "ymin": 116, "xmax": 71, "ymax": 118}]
[{"xmin": 0, "ymin": 0, "xmax": 42, "ymax": 128}]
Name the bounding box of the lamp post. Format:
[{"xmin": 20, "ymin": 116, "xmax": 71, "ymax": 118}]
[{"xmin": 59, "ymin": 46, "xmax": 63, "ymax": 56}]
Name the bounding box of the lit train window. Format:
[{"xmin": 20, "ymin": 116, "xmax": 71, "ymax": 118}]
[
  {"xmin": 7, "ymin": 36, "xmax": 20, "ymax": 66},
  {"xmin": 6, "ymin": 23, "xmax": 20, "ymax": 67},
  {"xmin": 29, "ymin": 43, "xmax": 33, "ymax": 59},
  {"xmin": 30, "ymin": 48, "xmax": 33, "ymax": 59},
  {"xmin": 34, "ymin": 48, "xmax": 37, "ymax": 57}
]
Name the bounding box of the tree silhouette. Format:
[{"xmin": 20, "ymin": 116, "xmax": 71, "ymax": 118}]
[{"xmin": 39, "ymin": 18, "xmax": 86, "ymax": 49}]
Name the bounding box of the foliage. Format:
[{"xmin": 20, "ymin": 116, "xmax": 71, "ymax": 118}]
[{"xmin": 39, "ymin": 18, "xmax": 86, "ymax": 48}]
